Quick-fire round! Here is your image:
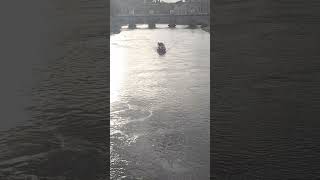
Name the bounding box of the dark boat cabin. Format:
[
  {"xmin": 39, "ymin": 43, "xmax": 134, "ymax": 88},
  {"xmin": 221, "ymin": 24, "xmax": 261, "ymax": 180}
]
[{"xmin": 157, "ymin": 42, "xmax": 166, "ymax": 55}]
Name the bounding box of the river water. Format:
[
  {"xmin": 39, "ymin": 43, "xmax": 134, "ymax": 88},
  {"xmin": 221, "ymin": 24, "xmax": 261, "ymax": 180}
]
[
  {"xmin": 213, "ymin": 1, "xmax": 320, "ymax": 179},
  {"xmin": 111, "ymin": 25, "xmax": 210, "ymax": 180},
  {"xmin": 0, "ymin": 0, "xmax": 108, "ymax": 179}
]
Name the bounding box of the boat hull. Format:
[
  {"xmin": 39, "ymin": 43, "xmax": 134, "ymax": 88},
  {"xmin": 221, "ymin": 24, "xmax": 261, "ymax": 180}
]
[{"xmin": 157, "ymin": 48, "xmax": 166, "ymax": 55}]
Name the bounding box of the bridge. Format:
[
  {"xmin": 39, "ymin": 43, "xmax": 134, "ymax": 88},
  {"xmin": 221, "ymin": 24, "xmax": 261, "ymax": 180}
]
[{"xmin": 111, "ymin": 14, "xmax": 210, "ymax": 29}]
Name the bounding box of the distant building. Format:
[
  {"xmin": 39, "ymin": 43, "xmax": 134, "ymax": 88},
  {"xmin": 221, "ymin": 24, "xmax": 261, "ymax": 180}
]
[
  {"xmin": 111, "ymin": 0, "xmax": 208, "ymax": 16},
  {"xmin": 173, "ymin": 0, "xmax": 209, "ymax": 15},
  {"xmin": 111, "ymin": 0, "xmax": 145, "ymax": 15},
  {"xmin": 173, "ymin": 2, "xmax": 188, "ymax": 15},
  {"xmin": 144, "ymin": 0, "xmax": 160, "ymax": 3},
  {"xmin": 199, "ymin": 0, "xmax": 210, "ymax": 14},
  {"xmin": 111, "ymin": 0, "xmax": 174, "ymax": 15},
  {"xmin": 143, "ymin": 1, "xmax": 175, "ymax": 15}
]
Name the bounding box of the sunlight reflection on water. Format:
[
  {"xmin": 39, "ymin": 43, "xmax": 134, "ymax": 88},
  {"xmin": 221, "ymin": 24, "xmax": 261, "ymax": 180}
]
[{"xmin": 110, "ymin": 25, "xmax": 210, "ymax": 180}]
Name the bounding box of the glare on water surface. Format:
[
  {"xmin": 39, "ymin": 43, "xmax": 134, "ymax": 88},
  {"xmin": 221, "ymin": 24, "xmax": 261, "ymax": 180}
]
[{"xmin": 110, "ymin": 25, "xmax": 210, "ymax": 180}]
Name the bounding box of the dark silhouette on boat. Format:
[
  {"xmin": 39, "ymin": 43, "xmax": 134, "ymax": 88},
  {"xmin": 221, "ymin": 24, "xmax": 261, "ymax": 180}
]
[{"xmin": 157, "ymin": 42, "xmax": 166, "ymax": 55}]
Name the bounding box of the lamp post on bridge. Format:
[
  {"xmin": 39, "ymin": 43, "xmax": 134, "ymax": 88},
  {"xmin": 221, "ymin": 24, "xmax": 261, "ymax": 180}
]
[
  {"xmin": 188, "ymin": 8, "xmax": 197, "ymax": 28},
  {"xmin": 148, "ymin": 9, "xmax": 156, "ymax": 29},
  {"xmin": 168, "ymin": 10, "xmax": 176, "ymax": 28},
  {"xmin": 128, "ymin": 8, "xmax": 136, "ymax": 29}
]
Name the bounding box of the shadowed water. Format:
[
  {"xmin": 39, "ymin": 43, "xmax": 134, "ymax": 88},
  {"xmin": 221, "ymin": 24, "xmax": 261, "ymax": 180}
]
[
  {"xmin": 0, "ymin": 0, "xmax": 108, "ymax": 179},
  {"xmin": 111, "ymin": 25, "xmax": 210, "ymax": 180},
  {"xmin": 213, "ymin": 0, "xmax": 320, "ymax": 179}
]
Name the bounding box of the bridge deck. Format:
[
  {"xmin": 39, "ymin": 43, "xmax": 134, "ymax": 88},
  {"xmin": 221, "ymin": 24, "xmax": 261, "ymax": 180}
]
[
  {"xmin": 111, "ymin": 14, "xmax": 210, "ymax": 27},
  {"xmin": 114, "ymin": 14, "xmax": 210, "ymax": 18}
]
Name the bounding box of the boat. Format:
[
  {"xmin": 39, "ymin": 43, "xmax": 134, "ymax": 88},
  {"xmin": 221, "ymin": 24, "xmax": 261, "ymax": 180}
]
[{"xmin": 157, "ymin": 42, "xmax": 166, "ymax": 55}]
